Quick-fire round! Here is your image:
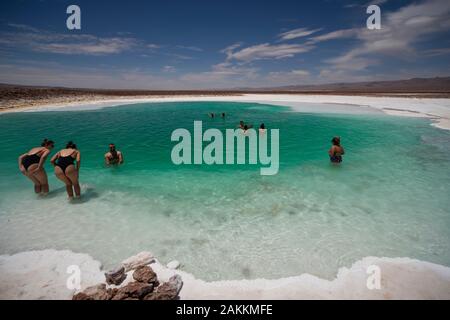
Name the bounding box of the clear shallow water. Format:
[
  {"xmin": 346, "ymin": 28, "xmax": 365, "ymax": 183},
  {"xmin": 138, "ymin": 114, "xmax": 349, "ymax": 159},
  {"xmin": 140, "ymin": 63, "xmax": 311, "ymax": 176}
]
[{"xmin": 0, "ymin": 101, "xmax": 449, "ymax": 281}]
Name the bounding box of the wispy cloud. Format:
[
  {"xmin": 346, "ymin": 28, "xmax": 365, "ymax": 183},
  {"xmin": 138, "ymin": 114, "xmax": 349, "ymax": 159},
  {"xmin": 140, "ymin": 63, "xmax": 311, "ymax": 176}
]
[
  {"xmin": 164, "ymin": 53, "xmax": 194, "ymax": 60},
  {"xmin": 7, "ymin": 23, "xmax": 41, "ymax": 33},
  {"xmin": 423, "ymin": 47, "xmax": 450, "ymax": 57},
  {"xmin": 162, "ymin": 65, "xmax": 176, "ymax": 73},
  {"xmin": 309, "ymin": 28, "xmax": 359, "ymax": 43},
  {"xmin": 278, "ymin": 27, "xmax": 322, "ymax": 41},
  {"xmin": 1, "ymin": 24, "xmax": 140, "ymax": 55},
  {"xmin": 146, "ymin": 44, "xmax": 161, "ymax": 49},
  {"xmin": 315, "ymin": 0, "xmax": 450, "ymax": 73},
  {"xmin": 224, "ymin": 43, "xmax": 314, "ymax": 62},
  {"xmin": 176, "ymin": 45, "xmax": 203, "ymax": 52}
]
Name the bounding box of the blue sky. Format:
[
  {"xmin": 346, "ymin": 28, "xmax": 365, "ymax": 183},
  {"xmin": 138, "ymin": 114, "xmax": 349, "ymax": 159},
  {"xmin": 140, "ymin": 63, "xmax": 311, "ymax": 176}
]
[{"xmin": 0, "ymin": 0, "xmax": 449, "ymax": 89}]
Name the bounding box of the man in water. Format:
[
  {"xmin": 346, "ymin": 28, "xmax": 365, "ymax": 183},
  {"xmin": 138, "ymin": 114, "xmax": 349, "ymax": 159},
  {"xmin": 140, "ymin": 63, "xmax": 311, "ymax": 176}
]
[{"xmin": 105, "ymin": 143, "xmax": 124, "ymax": 165}]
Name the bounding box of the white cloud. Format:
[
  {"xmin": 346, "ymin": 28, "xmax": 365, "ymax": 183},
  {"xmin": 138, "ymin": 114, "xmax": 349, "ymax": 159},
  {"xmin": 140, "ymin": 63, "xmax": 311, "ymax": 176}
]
[
  {"xmin": 1, "ymin": 24, "xmax": 139, "ymax": 55},
  {"xmin": 423, "ymin": 47, "xmax": 450, "ymax": 57},
  {"xmin": 314, "ymin": 0, "xmax": 450, "ymax": 72},
  {"xmin": 146, "ymin": 44, "xmax": 161, "ymax": 49},
  {"xmin": 162, "ymin": 65, "xmax": 176, "ymax": 73},
  {"xmin": 225, "ymin": 43, "xmax": 314, "ymax": 62},
  {"xmin": 176, "ymin": 45, "xmax": 203, "ymax": 52},
  {"xmin": 309, "ymin": 29, "xmax": 359, "ymax": 42},
  {"xmin": 7, "ymin": 23, "xmax": 40, "ymax": 33},
  {"xmin": 165, "ymin": 53, "xmax": 194, "ymax": 60},
  {"xmin": 278, "ymin": 27, "xmax": 322, "ymax": 41},
  {"xmin": 34, "ymin": 38, "xmax": 138, "ymax": 55}
]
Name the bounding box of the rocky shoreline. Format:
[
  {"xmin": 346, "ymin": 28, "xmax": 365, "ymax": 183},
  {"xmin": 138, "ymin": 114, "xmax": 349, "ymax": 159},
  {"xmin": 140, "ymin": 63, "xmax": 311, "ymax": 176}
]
[{"xmin": 73, "ymin": 252, "xmax": 182, "ymax": 300}]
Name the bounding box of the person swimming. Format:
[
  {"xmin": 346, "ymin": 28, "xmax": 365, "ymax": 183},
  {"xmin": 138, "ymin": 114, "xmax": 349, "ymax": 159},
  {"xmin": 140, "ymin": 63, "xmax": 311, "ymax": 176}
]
[
  {"xmin": 105, "ymin": 143, "xmax": 124, "ymax": 165},
  {"xmin": 329, "ymin": 137, "xmax": 345, "ymax": 164},
  {"xmin": 221, "ymin": 112, "xmax": 226, "ymax": 118},
  {"xmin": 18, "ymin": 139, "xmax": 54, "ymax": 194},
  {"xmin": 209, "ymin": 113, "xmax": 215, "ymax": 118},
  {"xmin": 239, "ymin": 121, "xmax": 253, "ymax": 129},
  {"xmin": 51, "ymin": 141, "xmax": 81, "ymax": 199},
  {"xmin": 259, "ymin": 123, "xmax": 267, "ymax": 134}
]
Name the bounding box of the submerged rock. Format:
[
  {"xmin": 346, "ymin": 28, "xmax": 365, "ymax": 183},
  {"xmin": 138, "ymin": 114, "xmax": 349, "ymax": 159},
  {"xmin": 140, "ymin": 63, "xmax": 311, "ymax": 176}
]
[
  {"xmin": 144, "ymin": 275, "xmax": 183, "ymax": 300},
  {"xmin": 121, "ymin": 252, "xmax": 155, "ymax": 272},
  {"xmin": 105, "ymin": 265, "xmax": 126, "ymax": 286},
  {"xmin": 133, "ymin": 265, "xmax": 158, "ymax": 285},
  {"xmin": 167, "ymin": 260, "xmax": 180, "ymax": 270},
  {"xmin": 111, "ymin": 281, "xmax": 154, "ymax": 300}
]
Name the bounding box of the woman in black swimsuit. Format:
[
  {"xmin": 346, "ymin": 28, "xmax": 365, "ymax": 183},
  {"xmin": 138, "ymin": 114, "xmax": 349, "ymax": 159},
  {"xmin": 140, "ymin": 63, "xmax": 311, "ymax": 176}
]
[
  {"xmin": 18, "ymin": 139, "xmax": 54, "ymax": 194},
  {"xmin": 329, "ymin": 137, "xmax": 345, "ymax": 164},
  {"xmin": 51, "ymin": 141, "xmax": 81, "ymax": 199}
]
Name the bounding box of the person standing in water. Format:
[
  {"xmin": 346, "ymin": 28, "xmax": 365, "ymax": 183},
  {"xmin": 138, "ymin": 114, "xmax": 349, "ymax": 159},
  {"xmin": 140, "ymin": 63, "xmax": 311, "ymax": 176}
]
[
  {"xmin": 18, "ymin": 139, "xmax": 54, "ymax": 194},
  {"xmin": 259, "ymin": 123, "xmax": 267, "ymax": 134},
  {"xmin": 51, "ymin": 141, "xmax": 81, "ymax": 199},
  {"xmin": 105, "ymin": 143, "xmax": 124, "ymax": 165},
  {"xmin": 329, "ymin": 137, "xmax": 345, "ymax": 164}
]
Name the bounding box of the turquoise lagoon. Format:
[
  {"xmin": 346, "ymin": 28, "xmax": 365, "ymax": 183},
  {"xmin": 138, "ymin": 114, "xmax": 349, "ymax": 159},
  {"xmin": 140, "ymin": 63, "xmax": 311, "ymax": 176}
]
[{"xmin": 0, "ymin": 101, "xmax": 449, "ymax": 281}]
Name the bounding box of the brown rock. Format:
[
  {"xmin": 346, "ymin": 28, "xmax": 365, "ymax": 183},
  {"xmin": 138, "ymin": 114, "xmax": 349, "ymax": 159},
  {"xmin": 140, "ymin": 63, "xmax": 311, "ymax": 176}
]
[
  {"xmin": 105, "ymin": 265, "xmax": 127, "ymax": 286},
  {"xmin": 132, "ymin": 265, "xmax": 158, "ymax": 285},
  {"xmin": 144, "ymin": 275, "xmax": 183, "ymax": 300},
  {"xmin": 111, "ymin": 292, "xmax": 129, "ymax": 300},
  {"xmin": 122, "ymin": 252, "xmax": 155, "ymax": 272},
  {"xmin": 143, "ymin": 291, "xmax": 175, "ymax": 300},
  {"xmin": 72, "ymin": 292, "xmax": 93, "ymax": 300},
  {"xmin": 111, "ymin": 281, "xmax": 154, "ymax": 300},
  {"xmin": 106, "ymin": 288, "xmax": 118, "ymax": 300},
  {"xmin": 74, "ymin": 283, "xmax": 110, "ymax": 300}
]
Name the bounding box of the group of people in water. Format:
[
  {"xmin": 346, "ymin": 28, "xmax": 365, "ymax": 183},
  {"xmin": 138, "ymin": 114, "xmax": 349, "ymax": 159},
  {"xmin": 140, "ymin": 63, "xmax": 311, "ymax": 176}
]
[
  {"xmin": 237, "ymin": 120, "xmax": 266, "ymax": 135},
  {"xmin": 208, "ymin": 112, "xmax": 226, "ymax": 119},
  {"xmin": 18, "ymin": 140, "xmax": 123, "ymax": 199},
  {"xmin": 237, "ymin": 120, "xmax": 344, "ymax": 163},
  {"xmin": 235, "ymin": 118, "xmax": 344, "ymax": 164},
  {"xmin": 18, "ymin": 115, "xmax": 344, "ymax": 198}
]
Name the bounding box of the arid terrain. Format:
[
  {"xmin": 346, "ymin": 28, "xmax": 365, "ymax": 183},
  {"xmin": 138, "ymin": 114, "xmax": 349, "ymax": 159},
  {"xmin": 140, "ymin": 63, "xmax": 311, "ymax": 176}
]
[{"xmin": 1, "ymin": 77, "xmax": 450, "ymax": 111}]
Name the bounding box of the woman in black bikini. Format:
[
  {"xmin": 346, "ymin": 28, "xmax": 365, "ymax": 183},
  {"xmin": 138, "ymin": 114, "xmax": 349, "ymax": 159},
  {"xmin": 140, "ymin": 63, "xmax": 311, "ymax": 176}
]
[
  {"xmin": 18, "ymin": 139, "xmax": 54, "ymax": 194},
  {"xmin": 51, "ymin": 141, "xmax": 81, "ymax": 199},
  {"xmin": 329, "ymin": 137, "xmax": 345, "ymax": 164}
]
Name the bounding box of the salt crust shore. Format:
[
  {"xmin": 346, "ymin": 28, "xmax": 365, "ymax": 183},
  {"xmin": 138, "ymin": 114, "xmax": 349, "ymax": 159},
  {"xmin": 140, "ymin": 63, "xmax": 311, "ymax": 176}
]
[
  {"xmin": 2, "ymin": 94, "xmax": 450, "ymax": 130},
  {"xmin": 0, "ymin": 249, "xmax": 449, "ymax": 300}
]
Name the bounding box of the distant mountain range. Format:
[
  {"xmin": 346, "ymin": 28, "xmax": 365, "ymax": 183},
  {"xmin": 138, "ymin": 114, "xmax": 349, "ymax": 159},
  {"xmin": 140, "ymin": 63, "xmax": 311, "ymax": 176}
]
[
  {"xmin": 1, "ymin": 76, "xmax": 450, "ymax": 93},
  {"xmin": 241, "ymin": 77, "xmax": 450, "ymax": 93}
]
